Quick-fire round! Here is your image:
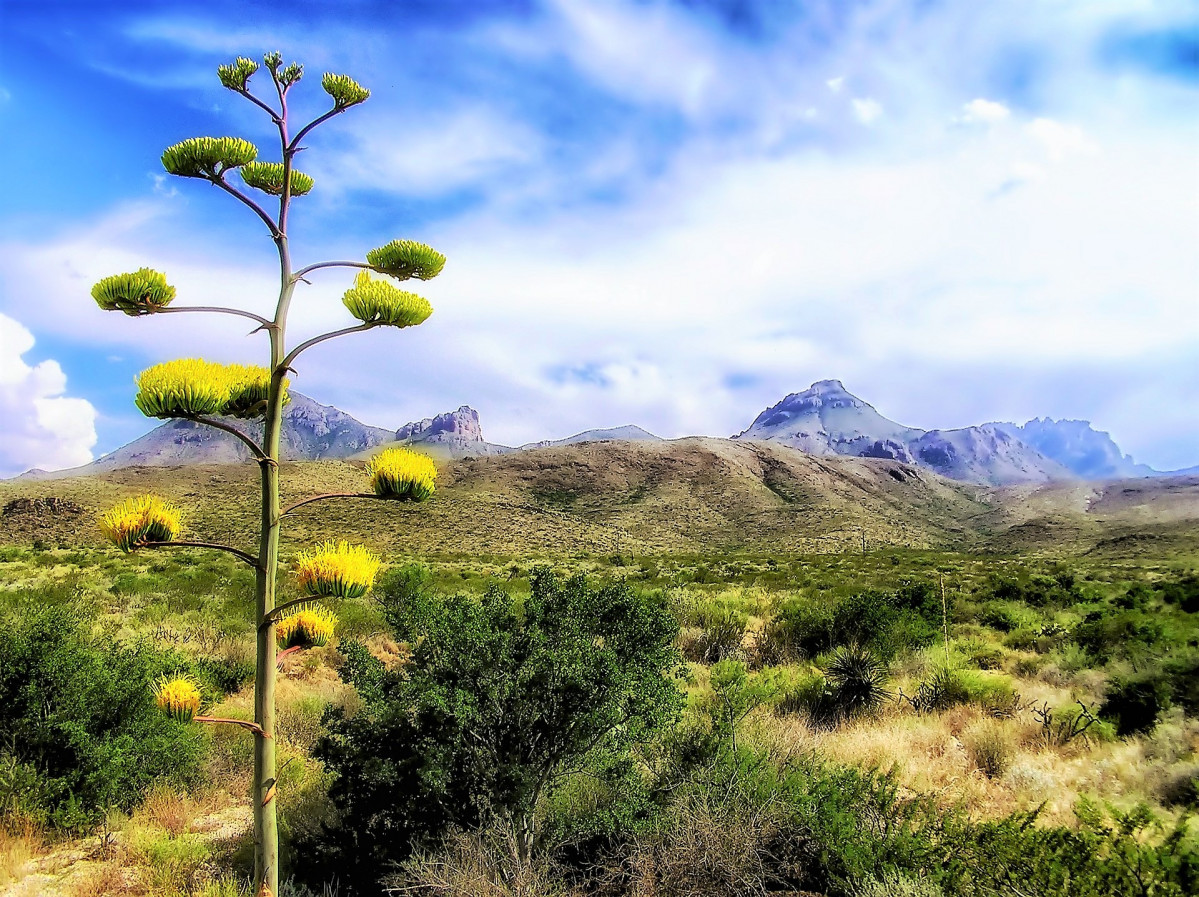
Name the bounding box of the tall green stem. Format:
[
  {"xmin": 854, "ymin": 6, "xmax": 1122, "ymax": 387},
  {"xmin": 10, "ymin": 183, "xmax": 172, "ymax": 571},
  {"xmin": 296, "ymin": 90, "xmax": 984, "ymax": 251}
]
[{"xmin": 252, "ymin": 71, "xmax": 295, "ymax": 897}]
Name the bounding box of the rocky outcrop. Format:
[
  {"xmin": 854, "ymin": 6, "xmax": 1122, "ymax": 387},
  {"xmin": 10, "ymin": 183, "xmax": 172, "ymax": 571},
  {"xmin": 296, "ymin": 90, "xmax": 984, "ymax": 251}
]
[
  {"xmin": 392, "ymin": 406, "xmax": 512, "ymax": 458},
  {"xmin": 994, "ymin": 418, "xmax": 1155, "ymax": 480}
]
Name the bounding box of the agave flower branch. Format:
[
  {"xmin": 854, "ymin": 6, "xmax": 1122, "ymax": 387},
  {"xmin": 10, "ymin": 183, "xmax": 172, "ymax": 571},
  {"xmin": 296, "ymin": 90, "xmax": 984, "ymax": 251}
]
[{"xmin": 91, "ymin": 51, "xmax": 442, "ymax": 897}]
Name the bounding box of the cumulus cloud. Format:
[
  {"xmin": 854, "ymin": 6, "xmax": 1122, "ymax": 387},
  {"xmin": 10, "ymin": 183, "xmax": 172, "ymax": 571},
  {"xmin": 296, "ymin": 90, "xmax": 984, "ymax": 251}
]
[
  {"xmin": 959, "ymin": 98, "xmax": 1010, "ymax": 124},
  {"xmin": 0, "ymin": 314, "xmax": 97, "ymax": 476}
]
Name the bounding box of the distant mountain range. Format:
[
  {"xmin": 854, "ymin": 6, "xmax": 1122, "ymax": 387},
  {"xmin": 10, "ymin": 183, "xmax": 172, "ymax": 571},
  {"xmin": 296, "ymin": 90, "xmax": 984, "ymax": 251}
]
[{"xmin": 19, "ymin": 380, "xmax": 1190, "ymax": 487}]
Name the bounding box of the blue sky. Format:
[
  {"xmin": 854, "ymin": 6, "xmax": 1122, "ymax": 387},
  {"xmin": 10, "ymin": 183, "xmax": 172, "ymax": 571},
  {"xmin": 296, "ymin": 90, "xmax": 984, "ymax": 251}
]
[{"xmin": 0, "ymin": 0, "xmax": 1196, "ymax": 475}]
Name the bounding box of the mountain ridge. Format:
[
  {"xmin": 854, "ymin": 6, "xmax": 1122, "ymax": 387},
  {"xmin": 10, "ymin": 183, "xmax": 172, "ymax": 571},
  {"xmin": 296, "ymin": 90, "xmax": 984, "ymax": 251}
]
[{"xmin": 18, "ymin": 380, "xmax": 1187, "ymax": 486}]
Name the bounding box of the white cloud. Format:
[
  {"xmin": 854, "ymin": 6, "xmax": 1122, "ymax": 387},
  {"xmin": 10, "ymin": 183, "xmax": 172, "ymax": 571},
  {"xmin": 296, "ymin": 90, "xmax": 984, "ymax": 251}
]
[
  {"xmin": 1027, "ymin": 118, "xmax": 1099, "ymax": 161},
  {"xmin": 0, "ymin": 314, "xmax": 97, "ymax": 476},
  {"xmin": 826, "ymin": 76, "xmax": 845, "ymax": 93},
  {"xmin": 851, "ymin": 97, "xmax": 883, "ymax": 124},
  {"xmin": 959, "ymin": 98, "xmax": 1010, "ymax": 124}
]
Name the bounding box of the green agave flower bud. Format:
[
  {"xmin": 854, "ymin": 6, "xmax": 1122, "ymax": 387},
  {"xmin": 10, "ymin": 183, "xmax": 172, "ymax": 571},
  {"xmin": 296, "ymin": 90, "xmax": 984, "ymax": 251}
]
[
  {"xmin": 342, "ymin": 270, "xmax": 432, "ymax": 328},
  {"xmin": 365, "ymin": 239, "xmax": 446, "ymax": 281},
  {"xmin": 240, "ymin": 161, "xmax": 314, "ymax": 196},
  {"xmin": 322, "ymin": 72, "xmax": 370, "ymax": 108},
  {"xmin": 217, "ymin": 56, "xmax": 259, "ymax": 90},
  {"xmin": 92, "ymin": 268, "xmax": 176, "ymax": 315},
  {"xmin": 280, "ymin": 62, "xmax": 304, "ymax": 86},
  {"xmin": 264, "ymin": 51, "xmax": 283, "ymax": 72},
  {"xmin": 162, "ymin": 137, "xmax": 258, "ymax": 179}
]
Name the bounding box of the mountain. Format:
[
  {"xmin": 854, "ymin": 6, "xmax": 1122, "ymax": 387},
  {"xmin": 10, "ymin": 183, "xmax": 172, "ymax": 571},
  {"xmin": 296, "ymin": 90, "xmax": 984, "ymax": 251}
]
[
  {"xmin": 994, "ymin": 418, "xmax": 1155, "ymax": 480},
  {"xmin": 44, "ymin": 393, "xmax": 394, "ymax": 476},
  {"xmin": 388, "ymin": 406, "xmax": 513, "ymax": 459},
  {"xmin": 735, "ymin": 380, "xmax": 921, "ymax": 459},
  {"xmin": 734, "ymin": 380, "xmax": 1068, "ymax": 486},
  {"xmin": 520, "ymin": 424, "xmax": 662, "ymax": 450}
]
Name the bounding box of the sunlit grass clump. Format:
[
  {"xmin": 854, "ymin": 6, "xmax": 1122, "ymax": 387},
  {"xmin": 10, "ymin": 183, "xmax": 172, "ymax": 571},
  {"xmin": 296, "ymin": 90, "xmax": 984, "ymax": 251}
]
[
  {"xmin": 91, "ymin": 268, "xmax": 176, "ymax": 315},
  {"xmin": 277, "ymin": 605, "xmax": 338, "ymax": 648},
  {"xmin": 366, "ymin": 239, "xmax": 446, "ymax": 281},
  {"xmin": 134, "ymin": 359, "xmax": 287, "ymax": 419},
  {"xmin": 342, "ymin": 270, "xmax": 433, "ymax": 328},
  {"xmin": 154, "ymin": 675, "xmax": 202, "ymax": 722},
  {"xmin": 99, "ymin": 495, "xmax": 182, "ymax": 551},
  {"xmin": 161, "ymin": 136, "xmax": 257, "ymax": 178},
  {"xmin": 295, "ymin": 541, "xmax": 381, "ymax": 599}
]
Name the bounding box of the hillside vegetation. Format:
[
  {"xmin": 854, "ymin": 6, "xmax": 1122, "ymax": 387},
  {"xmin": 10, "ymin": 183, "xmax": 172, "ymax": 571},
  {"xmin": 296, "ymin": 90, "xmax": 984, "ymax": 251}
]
[{"xmin": 4, "ymin": 440, "xmax": 1197, "ymax": 559}]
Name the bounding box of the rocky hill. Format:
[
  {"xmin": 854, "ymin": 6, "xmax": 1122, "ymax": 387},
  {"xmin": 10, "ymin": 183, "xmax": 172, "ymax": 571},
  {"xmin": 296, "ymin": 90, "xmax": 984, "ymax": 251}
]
[
  {"xmin": 519, "ymin": 424, "xmax": 662, "ymax": 450},
  {"xmin": 733, "ymin": 380, "xmax": 1069, "ymax": 485}
]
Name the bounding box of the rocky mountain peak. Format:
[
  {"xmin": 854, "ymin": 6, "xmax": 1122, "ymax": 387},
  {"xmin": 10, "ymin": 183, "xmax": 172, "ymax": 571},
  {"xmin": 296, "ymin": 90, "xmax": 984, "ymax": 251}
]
[{"xmin": 396, "ymin": 406, "xmax": 484, "ymax": 443}]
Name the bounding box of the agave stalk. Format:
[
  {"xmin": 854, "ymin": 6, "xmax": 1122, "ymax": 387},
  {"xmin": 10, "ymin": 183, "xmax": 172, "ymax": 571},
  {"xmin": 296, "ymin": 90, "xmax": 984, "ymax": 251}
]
[{"xmin": 92, "ymin": 54, "xmax": 439, "ymax": 897}]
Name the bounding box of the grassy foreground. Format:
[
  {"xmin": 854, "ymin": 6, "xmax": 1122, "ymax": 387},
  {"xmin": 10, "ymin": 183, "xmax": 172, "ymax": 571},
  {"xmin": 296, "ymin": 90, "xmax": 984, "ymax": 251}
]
[{"xmin": 1, "ymin": 532, "xmax": 1197, "ymax": 895}]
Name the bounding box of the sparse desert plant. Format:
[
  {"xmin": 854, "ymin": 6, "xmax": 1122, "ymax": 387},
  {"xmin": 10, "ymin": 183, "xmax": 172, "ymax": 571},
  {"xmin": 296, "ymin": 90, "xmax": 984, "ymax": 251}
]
[
  {"xmin": 90, "ymin": 51, "xmax": 444, "ymax": 895},
  {"xmin": 964, "ymin": 720, "xmax": 1014, "ymax": 779}
]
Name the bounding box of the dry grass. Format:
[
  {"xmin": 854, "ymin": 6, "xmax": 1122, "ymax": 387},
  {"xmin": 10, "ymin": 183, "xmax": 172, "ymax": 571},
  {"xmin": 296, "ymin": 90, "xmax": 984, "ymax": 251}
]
[
  {"xmin": 393, "ymin": 828, "xmax": 566, "ymax": 897},
  {"xmin": 0, "ymin": 820, "xmax": 42, "ymax": 886}
]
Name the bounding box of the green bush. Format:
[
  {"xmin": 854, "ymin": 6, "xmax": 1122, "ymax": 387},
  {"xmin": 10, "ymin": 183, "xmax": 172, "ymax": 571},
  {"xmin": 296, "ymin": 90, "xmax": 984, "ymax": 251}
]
[
  {"xmin": 1100, "ymin": 672, "xmax": 1172, "ymax": 736},
  {"xmin": 310, "ymin": 569, "xmax": 682, "ymax": 890},
  {"xmin": 761, "ymin": 585, "xmax": 939, "ymax": 663},
  {"xmin": 0, "ymin": 604, "xmax": 205, "ymax": 830}
]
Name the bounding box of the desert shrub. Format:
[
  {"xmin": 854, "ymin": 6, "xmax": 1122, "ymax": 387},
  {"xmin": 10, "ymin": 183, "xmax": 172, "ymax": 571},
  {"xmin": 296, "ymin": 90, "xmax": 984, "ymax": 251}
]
[
  {"xmin": 0, "ymin": 604, "xmax": 205, "ymax": 830},
  {"xmin": 906, "ymin": 667, "xmax": 1015, "ymax": 715},
  {"xmin": 676, "ymin": 598, "xmax": 748, "ymax": 663},
  {"xmin": 1157, "ymin": 573, "xmax": 1199, "ymax": 613},
  {"xmin": 1162, "ymin": 652, "xmax": 1199, "ymax": 715},
  {"xmin": 1100, "ymin": 672, "xmax": 1172, "ymax": 736},
  {"xmin": 964, "ymin": 721, "xmax": 1014, "ymax": 779},
  {"xmin": 1071, "ymin": 609, "xmax": 1163, "ymax": 662},
  {"xmin": 762, "ymin": 586, "xmax": 938, "ymax": 663},
  {"xmin": 773, "ymin": 669, "xmax": 832, "ymax": 719},
  {"xmin": 311, "ymin": 569, "xmax": 681, "ymax": 891},
  {"xmin": 980, "ymin": 603, "xmax": 1027, "ymax": 633}
]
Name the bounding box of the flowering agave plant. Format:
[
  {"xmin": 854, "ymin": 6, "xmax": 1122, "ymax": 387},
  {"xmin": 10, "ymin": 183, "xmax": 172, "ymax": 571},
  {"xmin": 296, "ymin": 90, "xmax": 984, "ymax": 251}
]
[
  {"xmin": 99, "ymin": 495, "xmax": 182, "ymax": 551},
  {"xmin": 155, "ymin": 675, "xmax": 203, "ymax": 722},
  {"xmin": 295, "ymin": 541, "xmax": 381, "ymax": 599},
  {"xmin": 368, "ymin": 446, "xmax": 438, "ymax": 500},
  {"xmin": 277, "ymin": 605, "xmax": 339, "ymax": 648},
  {"xmin": 90, "ymin": 52, "xmax": 445, "ymax": 897}
]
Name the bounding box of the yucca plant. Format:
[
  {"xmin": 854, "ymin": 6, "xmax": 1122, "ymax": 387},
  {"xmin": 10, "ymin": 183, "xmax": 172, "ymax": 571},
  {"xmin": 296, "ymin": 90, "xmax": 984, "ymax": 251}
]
[
  {"xmin": 825, "ymin": 644, "xmax": 891, "ymax": 720},
  {"xmin": 91, "ymin": 53, "xmax": 440, "ymax": 897}
]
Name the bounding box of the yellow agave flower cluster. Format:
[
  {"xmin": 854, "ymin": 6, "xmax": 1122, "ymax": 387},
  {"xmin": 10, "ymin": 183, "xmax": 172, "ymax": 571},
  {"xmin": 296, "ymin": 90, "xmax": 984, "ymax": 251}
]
[
  {"xmin": 277, "ymin": 605, "xmax": 338, "ymax": 649},
  {"xmin": 367, "ymin": 446, "xmax": 437, "ymax": 501},
  {"xmin": 99, "ymin": 495, "xmax": 181, "ymax": 552},
  {"xmin": 342, "ymin": 271, "xmax": 433, "ymax": 329},
  {"xmin": 92, "ymin": 268, "xmax": 176, "ymax": 316},
  {"xmin": 154, "ymin": 675, "xmax": 202, "ymax": 722},
  {"xmin": 295, "ymin": 541, "xmax": 381, "ymax": 599},
  {"xmin": 134, "ymin": 358, "xmax": 288, "ymax": 420}
]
